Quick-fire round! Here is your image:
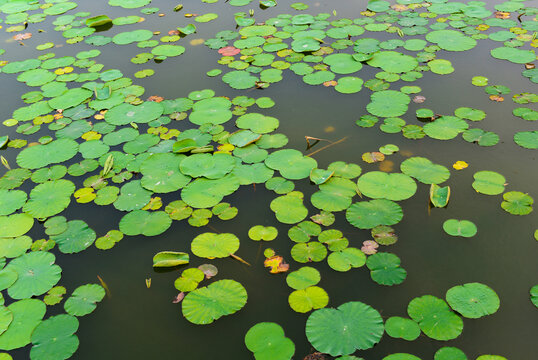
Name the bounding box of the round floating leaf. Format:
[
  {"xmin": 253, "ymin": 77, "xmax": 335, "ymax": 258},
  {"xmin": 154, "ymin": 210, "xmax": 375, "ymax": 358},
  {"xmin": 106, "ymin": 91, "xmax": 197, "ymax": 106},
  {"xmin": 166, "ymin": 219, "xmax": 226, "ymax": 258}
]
[
  {"xmin": 501, "ymin": 191, "xmax": 533, "ymax": 215},
  {"xmin": 141, "ymin": 153, "xmax": 191, "ymax": 193},
  {"xmin": 5, "ymin": 252, "xmax": 61, "ymax": 299},
  {"xmin": 182, "ymin": 175, "xmax": 240, "ymax": 208},
  {"xmin": 152, "ymin": 252, "xmax": 189, "ymax": 268},
  {"xmin": 423, "ymin": 116, "xmax": 469, "ymax": 140},
  {"xmin": 23, "ymin": 180, "xmax": 75, "ymax": 219},
  {"xmin": 286, "ymin": 267, "xmax": 320, "ymax": 290},
  {"xmin": 400, "ymin": 157, "xmax": 450, "ymax": 184},
  {"xmin": 383, "ymin": 354, "xmax": 421, "ymax": 360},
  {"xmin": 366, "ymin": 252, "xmax": 407, "ymax": 286},
  {"xmin": 490, "ymin": 47, "xmax": 536, "ymax": 64},
  {"xmin": 311, "ymin": 177, "xmax": 357, "ymax": 212},
  {"xmin": 105, "ymin": 102, "xmax": 164, "ymax": 126},
  {"xmin": 530, "ymin": 285, "xmax": 538, "ymax": 308},
  {"xmin": 17, "ymin": 139, "xmax": 78, "ymax": 170},
  {"xmin": 191, "ymin": 233, "xmax": 240, "ymax": 259},
  {"xmin": 48, "ymin": 88, "xmax": 92, "ymax": 110},
  {"xmin": 64, "ymin": 284, "xmax": 105, "ymax": 317},
  {"xmin": 0, "ymin": 307, "xmax": 12, "ymax": 336},
  {"xmin": 445, "ymin": 283, "xmax": 500, "ymax": 319},
  {"xmin": 0, "ymin": 236, "xmax": 32, "ymax": 258},
  {"xmin": 357, "ymin": 172, "xmax": 416, "ymax": 201},
  {"xmin": 30, "ymin": 314, "xmax": 79, "ymax": 360},
  {"xmin": 180, "ymin": 153, "xmax": 235, "ymax": 180},
  {"xmin": 346, "ymin": 200, "xmax": 403, "ymax": 229},
  {"xmin": 182, "ymin": 279, "xmax": 247, "ymax": 325},
  {"xmin": 514, "ymin": 131, "xmax": 538, "ymax": 149},
  {"xmin": 0, "ymin": 214, "xmax": 34, "ymax": 238},
  {"xmin": 407, "ymin": 295, "xmax": 463, "ymax": 341},
  {"xmin": 455, "ymin": 107, "xmax": 486, "ymax": 121},
  {"xmin": 0, "ymin": 190, "xmax": 26, "ymax": 216},
  {"xmin": 152, "ymin": 45, "xmax": 185, "ymax": 57},
  {"xmin": 367, "ymin": 90, "xmax": 410, "ymax": 118},
  {"xmin": 434, "ymin": 347, "xmax": 468, "ymax": 360},
  {"xmin": 385, "ymin": 317, "xmax": 421, "ymax": 341},
  {"xmin": 425, "ymin": 30, "xmax": 477, "ymax": 51},
  {"xmin": 244, "ymin": 322, "xmax": 295, "ymax": 360},
  {"xmin": 119, "ymin": 210, "xmax": 172, "ymax": 236},
  {"xmin": 367, "ymin": 51, "xmax": 418, "ymax": 73},
  {"xmin": 114, "ymin": 180, "xmax": 151, "ymax": 211},
  {"xmin": 334, "ymin": 77, "xmax": 363, "ymax": 94},
  {"xmin": 265, "ymin": 149, "xmax": 317, "ymax": 180},
  {"xmin": 248, "ymin": 226, "xmax": 278, "ymax": 241},
  {"xmin": 305, "ymin": 301, "xmax": 384, "ymax": 356},
  {"xmin": 443, "ymin": 219, "xmax": 477, "ymax": 238},
  {"xmin": 270, "ymin": 191, "xmax": 308, "ymax": 224},
  {"xmin": 50, "ymin": 220, "xmax": 96, "ymax": 254},
  {"xmin": 428, "ymin": 59, "xmax": 454, "ymax": 75},
  {"xmin": 327, "ymin": 248, "xmax": 366, "ymax": 272},
  {"xmin": 472, "ymin": 171, "xmax": 505, "ymax": 195},
  {"xmin": 174, "ymin": 268, "xmax": 204, "ymax": 292},
  {"xmin": 291, "ymin": 242, "xmax": 327, "ymax": 263},
  {"xmin": 0, "ymin": 299, "xmax": 46, "ymax": 351},
  {"xmin": 289, "ymin": 286, "xmax": 329, "ymax": 313}
]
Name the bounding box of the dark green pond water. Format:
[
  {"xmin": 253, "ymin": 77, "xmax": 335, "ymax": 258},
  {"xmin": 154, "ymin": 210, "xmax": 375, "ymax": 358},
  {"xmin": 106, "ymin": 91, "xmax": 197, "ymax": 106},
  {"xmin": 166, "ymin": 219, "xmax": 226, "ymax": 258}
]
[{"xmin": 0, "ymin": 0, "xmax": 537, "ymax": 359}]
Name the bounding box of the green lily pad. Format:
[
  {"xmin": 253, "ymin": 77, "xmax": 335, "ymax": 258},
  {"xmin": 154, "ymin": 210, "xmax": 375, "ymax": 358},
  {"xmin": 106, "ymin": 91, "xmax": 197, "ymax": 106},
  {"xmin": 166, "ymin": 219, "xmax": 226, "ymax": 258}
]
[
  {"xmin": 367, "ymin": 51, "xmax": 417, "ymax": 73},
  {"xmin": 472, "ymin": 171, "xmax": 506, "ymax": 195},
  {"xmin": 23, "ymin": 180, "xmax": 75, "ymax": 219},
  {"xmin": 245, "ymin": 322, "xmax": 295, "ymax": 360},
  {"xmin": 425, "ymin": 30, "xmax": 477, "ymax": 51},
  {"xmin": 182, "ymin": 175, "xmax": 240, "ymax": 208},
  {"xmin": 400, "ymin": 157, "xmax": 450, "ymax": 184},
  {"xmin": 514, "ymin": 131, "xmax": 538, "ymax": 149},
  {"xmin": 286, "ymin": 267, "xmax": 321, "ymax": 290},
  {"xmin": 0, "ymin": 236, "xmax": 32, "ymax": 258},
  {"xmin": 51, "ymin": 220, "xmax": 96, "ymax": 254},
  {"xmin": 530, "ymin": 285, "xmax": 538, "ymax": 308},
  {"xmin": 0, "ymin": 214, "xmax": 34, "ymax": 238},
  {"xmin": 270, "ymin": 191, "xmax": 308, "ymax": 224},
  {"xmin": 265, "ymin": 149, "xmax": 317, "ymax": 180},
  {"xmin": 248, "ymin": 226, "xmax": 278, "ymax": 241},
  {"xmin": 305, "ymin": 301, "xmax": 384, "ymax": 356},
  {"xmin": 385, "ymin": 316, "xmax": 421, "ymax": 341},
  {"xmin": 407, "ymin": 295, "xmax": 463, "ymax": 341},
  {"xmin": 357, "ymin": 172, "xmax": 416, "ymax": 201},
  {"xmin": 0, "ymin": 299, "xmax": 46, "ymax": 351},
  {"xmin": 367, "ymin": 90, "xmax": 410, "ymax": 118},
  {"xmin": 443, "ymin": 219, "xmax": 477, "ymax": 238},
  {"xmin": 140, "ymin": 153, "xmax": 191, "ymax": 193},
  {"xmin": 180, "ymin": 153, "xmax": 235, "ymax": 180},
  {"xmin": 114, "ymin": 180, "xmax": 151, "ymax": 211},
  {"xmin": 48, "ymin": 88, "xmax": 93, "ymax": 110},
  {"xmin": 366, "ymin": 252, "xmax": 407, "ymax": 286},
  {"xmin": 0, "ymin": 190, "xmax": 26, "ymax": 216},
  {"xmin": 289, "ymin": 286, "xmax": 329, "ymax": 313},
  {"xmin": 311, "ymin": 177, "xmax": 357, "ymax": 212},
  {"xmin": 490, "ymin": 47, "xmax": 536, "ymax": 64},
  {"xmin": 327, "ymin": 248, "xmax": 366, "ymax": 272},
  {"xmin": 434, "ymin": 347, "xmax": 468, "ymax": 360},
  {"xmin": 5, "ymin": 252, "xmax": 61, "ymax": 299},
  {"xmin": 346, "ymin": 200, "xmax": 403, "ymax": 229},
  {"xmin": 446, "ymin": 283, "xmax": 500, "ymax": 319},
  {"xmin": 64, "ymin": 284, "xmax": 105, "ymax": 316},
  {"xmin": 17, "ymin": 139, "xmax": 78, "ymax": 170},
  {"xmin": 182, "ymin": 279, "xmax": 247, "ymax": 324},
  {"xmin": 119, "ymin": 210, "xmax": 172, "ymax": 236},
  {"xmin": 30, "ymin": 314, "xmax": 79, "ymax": 360},
  {"xmin": 430, "ymin": 184, "xmax": 450, "ymax": 208},
  {"xmin": 174, "ymin": 268, "xmax": 204, "ymax": 292},
  {"xmin": 501, "ymin": 191, "xmax": 533, "ymax": 215},
  {"xmin": 191, "ymin": 233, "xmax": 240, "ymax": 259},
  {"xmin": 152, "ymin": 252, "xmax": 189, "ymax": 268},
  {"xmin": 290, "ymin": 242, "xmax": 327, "ymax": 263},
  {"xmin": 423, "ymin": 116, "xmax": 469, "ymax": 140}
]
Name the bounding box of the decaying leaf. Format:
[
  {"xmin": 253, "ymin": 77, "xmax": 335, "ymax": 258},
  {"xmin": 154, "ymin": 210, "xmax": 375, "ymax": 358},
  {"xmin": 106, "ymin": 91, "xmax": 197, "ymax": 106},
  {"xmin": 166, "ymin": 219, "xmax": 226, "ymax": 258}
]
[
  {"xmin": 264, "ymin": 255, "xmax": 289, "ymax": 273},
  {"xmin": 361, "ymin": 240, "xmax": 379, "ymax": 255},
  {"xmin": 453, "ymin": 161, "xmax": 468, "ymax": 170}
]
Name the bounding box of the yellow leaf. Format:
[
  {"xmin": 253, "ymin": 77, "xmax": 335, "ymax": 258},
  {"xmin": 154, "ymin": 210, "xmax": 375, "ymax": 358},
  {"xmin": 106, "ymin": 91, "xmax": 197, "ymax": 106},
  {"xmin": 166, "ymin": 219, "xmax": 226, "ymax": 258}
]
[
  {"xmin": 82, "ymin": 131, "xmax": 101, "ymax": 141},
  {"xmin": 263, "ymin": 255, "xmax": 289, "ymax": 274},
  {"xmin": 453, "ymin": 161, "xmax": 468, "ymax": 170},
  {"xmin": 74, "ymin": 188, "xmax": 96, "ymax": 203}
]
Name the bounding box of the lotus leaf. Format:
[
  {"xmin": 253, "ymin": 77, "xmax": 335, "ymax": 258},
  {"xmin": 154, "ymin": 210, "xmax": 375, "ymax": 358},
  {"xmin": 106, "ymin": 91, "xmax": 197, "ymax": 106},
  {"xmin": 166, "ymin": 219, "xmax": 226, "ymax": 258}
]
[
  {"xmin": 109, "ymin": 0, "xmax": 151, "ymax": 8},
  {"xmin": 385, "ymin": 316, "xmax": 420, "ymax": 341},
  {"xmin": 114, "ymin": 180, "xmax": 151, "ymax": 211},
  {"xmin": 30, "ymin": 314, "xmax": 79, "ymax": 360},
  {"xmin": 0, "ymin": 190, "xmax": 26, "ymax": 216},
  {"xmin": 0, "ymin": 299, "xmax": 45, "ymax": 350},
  {"xmin": 180, "ymin": 153, "xmax": 235, "ymax": 180},
  {"xmin": 428, "ymin": 59, "xmax": 454, "ymax": 75},
  {"xmin": 327, "ymin": 161, "xmax": 361, "ymax": 179},
  {"xmin": 16, "ymin": 139, "xmax": 78, "ymax": 170},
  {"xmin": 383, "ymin": 354, "xmax": 421, "ymax": 360},
  {"xmin": 270, "ymin": 191, "xmax": 308, "ymax": 224},
  {"xmin": 64, "ymin": 284, "xmax": 105, "ymax": 317},
  {"xmin": 311, "ymin": 177, "xmax": 357, "ymax": 212},
  {"xmin": 244, "ymin": 322, "xmax": 295, "ymax": 360},
  {"xmin": 0, "ymin": 236, "xmax": 32, "ymax": 258},
  {"xmin": 139, "ymin": 153, "xmax": 190, "ymax": 193},
  {"xmin": 5, "ymin": 252, "xmax": 61, "ymax": 299},
  {"xmin": 119, "ymin": 210, "xmax": 171, "ymax": 236},
  {"xmin": 105, "ymin": 102, "xmax": 163, "ymax": 126},
  {"xmin": 248, "ymin": 226, "xmax": 278, "ymax": 241},
  {"xmin": 514, "ymin": 131, "xmax": 538, "ymax": 149},
  {"xmin": 0, "ymin": 214, "xmax": 34, "ymax": 238},
  {"xmin": 191, "ymin": 233, "xmax": 240, "ymax": 259},
  {"xmin": 367, "ymin": 51, "xmax": 418, "ymax": 73},
  {"xmin": 367, "ymin": 90, "xmax": 410, "ymax": 118},
  {"xmin": 407, "ymin": 295, "xmax": 463, "ymax": 341},
  {"xmin": 346, "ymin": 200, "xmax": 403, "ymax": 229},
  {"xmin": 51, "ymin": 220, "xmax": 96, "ymax": 253},
  {"xmin": 288, "ymin": 221, "xmax": 321, "ymax": 243},
  {"xmin": 327, "ymin": 248, "xmax": 366, "ymax": 272},
  {"xmin": 48, "ymin": 88, "xmax": 92, "ymax": 110},
  {"xmin": 286, "ymin": 267, "xmax": 320, "ymax": 290},
  {"xmin": 366, "ymin": 252, "xmax": 406, "ymax": 286},
  {"xmin": 153, "ymin": 252, "xmax": 189, "ymax": 268},
  {"xmin": 174, "ymin": 268, "xmax": 204, "ymax": 292},
  {"xmin": 501, "ymin": 191, "xmax": 533, "ymax": 215},
  {"xmin": 424, "ymin": 116, "xmax": 469, "ymax": 140},
  {"xmin": 291, "ymin": 242, "xmax": 327, "ymax": 263},
  {"xmin": 112, "ymin": 29, "xmax": 153, "ymax": 45},
  {"xmin": 182, "ymin": 175, "xmax": 240, "ymax": 208},
  {"xmin": 530, "ymin": 285, "xmax": 538, "ymax": 308},
  {"xmin": 23, "ymin": 180, "xmax": 75, "ymax": 219},
  {"xmin": 236, "ymin": 113, "xmax": 279, "ymax": 134},
  {"xmin": 151, "ymin": 45, "xmax": 185, "ymax": 57},
  {"xmin": 182, "ymin": 279, "xmax": 247, "ymax": 324},
  {"xmin": 305, "ymin": 301, "xmax": 384, "ymax": 356},
  {"xmin": 472, "ymin": 171, "xmax": 505, "ymax": 195},
  {"xmin": 443, "ymin": 219, "xmax": 477, "ymax": 238},
  {"xmin": 357, "ymin": 172, "xmax": 416, "ymax": 201},
  {"xmin": 445, "ymin": 283, "xmax": 499, "ymax": 319},
  {"xmin": 425, "ymin": 30, "xmax": 477, "ymax": 51},
  {"xmin": 334, "ymin": 77, "xmax": 364, "ymax": 94},
  {"xmin": 323, "ymin": 54, "xmax": 362, "ymax": 74},
  {"xmin": 400, "ymin": 157, "xmax": 450, "ymax": 184},
  {"xmin": 189, "ymin": 97, "xmax": 232, "ymax": 125},
  {"xmin": 289, "ymin": 286, "xmax": 329, "ymax": 313},
  {"xmin": 462, "ymin": 129, "xmax": 499, "ymax": 147},
  {"xmin": 430, "ymin": 184, "xmax": 450, "ymax": 208},
  {"xmin": 490, "ymin": 47, "xmax": 536, "ymax": 64}
]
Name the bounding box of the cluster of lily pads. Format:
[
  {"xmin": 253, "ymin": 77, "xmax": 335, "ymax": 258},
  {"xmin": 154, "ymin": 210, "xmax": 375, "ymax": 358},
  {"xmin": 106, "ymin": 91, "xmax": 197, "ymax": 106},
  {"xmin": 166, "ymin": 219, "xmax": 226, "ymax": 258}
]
[{"xmin": 0, "ymin": 0, "xmax": 536, "ymax": 360}]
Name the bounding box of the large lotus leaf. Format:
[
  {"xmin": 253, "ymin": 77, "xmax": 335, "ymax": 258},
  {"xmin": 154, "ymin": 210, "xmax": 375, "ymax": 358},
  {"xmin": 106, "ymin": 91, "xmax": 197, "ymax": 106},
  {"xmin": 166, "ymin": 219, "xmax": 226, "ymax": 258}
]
[
  {"xmin": 12, "ymin": 101, "xmax": 52, "ymax": 122},
  {"xmin": 327, "ymin": 248, "xmax": 366, "ymax": 272},
  {"xmin": 182, "ymin": 175, "xmax": 240, "ymax": 208},
  {"xmin": 446, "ymin": 283, "xmax": 500, "ymax": 319},
  {"xmin": 17, "ymin": 139, "xmax": 79, "ymax": 170},
  {"xmin": 0, "ymin": 306, "xmax": 12, "ymax": 336},
  {"xmin": 0, "ymin": 236, "xmax": 32, "ymax": 258},
  {"xmin": 490, "ymin": 47, "xmax": 536, "ymax": 64},
  {"xmin": 23, "ymin": 180, "xmax": 75, "ymax": 219},
  {"xmin": 30, "ymin": 314, "xmax": 79, "ymax": 360},
  {"xmin": 323, "ymin": 54, "xmax": 363, "ymax": 74},
  {"xmin": 407, "ymin": 295, "xmax": 463, "ymax": 341},
  {"xmin": 222, "ymin": 71, "xmax": 258, "ymax": 90},
  {"xmin": 514, "ymin": 131, "xmax": 538, "ymax": 149},
  {"xmin": 180, "ymin": 153, "xmax": 235, "ymax": 179},
  {"xmin": 425, "ymin": 30, "xmax": 477, "ymax": 51},
  {"xmin": 288, "ymin": 286, "xmax": 329, "ymax": 313},
  {"xmin": 501, "ymin": 191, "xmax": 533, "ymax": 215},
  {"xmin": 5, "ymin": 252, "xmax": 61, "ymax": 299},
  {"xmin": 423, "ymin": 116, "xmax": 469, "ymax": 140},
  {"xmin": 443, "ymin": 219, "xmax": 477, "ymax": 238},
  {"xmin": 311, "ymin": 177, "xmax": 357, "ymax": 212},
  {"xmin": 105, "ymin": 102, "xmax": 164, "ymax": 125},
  {"xmin": 305, "ymin": 301, "xmax": 384, "ymax": 356},
  {"xmin": 346, "ymin": 200, "xmax": 403, "ymax": 229},
  {"xmin": 291, "ymin": 242, "xmax": 327, "ymax": 263},
  {"xmin": 236, "ymin": 113, "xmax": 279, "ymax": 134},
  {"xmin": 367, "ymin": 90, "xmax": 410, "ymax": 117},
  {"xmin": 288, "ymin": 221, "xmax": 321, "ymax": 243},
  {"xmin": 472, "ymin": 171, "xmax": 505, "ymax": 195},
  {"xmin": 48, "ymin": 88, "xmax": 92, "ymax": 110},
  {"xmin": 286, "ymin": 267, "xmax": 321, "ymax": 290},
  {"xmin": 0, "ymin": 168, "xmax": 31, "ymax": 190},
  {"xmin": 119, "ymin": 210, "xmax": 172, "ymax": 236},
  {"xmin": 191, "ymin": 233, "xmax": 240, "ymax": 258},
  {"xmin": 357, "ymin": 172, "xmax": 416, "ymax": 201},
  {"xmin": 244, "ymin": 322, "xmax": 295, "ymax": 360},
  {"xmin": 367, "ymin": 51, "xmax": 418, "ymax": 73},
  {"xmin": 51, "ymin": 220, "xmax": 96, "ymax": 254},
  {"xmin": 140, "ymin": 153, "xmax": 190, "ymax": 193},
  {"xmin": 366, "ymin": 252, "xmax": 406, "ymax": 286},
  {"xmin": 64, "ymin": 284, "xmax": 105, "ymax": 316},
  {"xmin": 400, "ymin": 157, "xmax": 450, "ymax": 184},
  {"xmin": 291, "ymin": 38, "xmax": 321, "ymax": 53},
  {"xmin": 265, "ymin": 149, "xmax": 317, "ymax": 180},
  {"xmin": 152, "ymin": 45, "xmax": 185, "ymax": 57},
  {"xmin": 240, "ymin": 25, "xmax": 277, "ymax": 37},
  {"xmin": 17, "ymin": 69, "xmax": 56, "ymax": 87},
  {"xmin": 434, "ymin": 347, "xmax": 468, "ymax": 360},
  {"xmin": 113, "ymin": 180, "xmax": 151, "ymax": 211},
  {"xmin": 112, "ymin": 29, "xmax": 153, "ymax": 44},
  {"xmin": 189, "ymin": 97, "xmax": 232, "ymax": 125},
  {"xmin": 182, "ymin": 279, "xmax": 247, "ymax": 325},
  {"xmin": 270, "ymin": 191, "xmax": 308, "ymax": 224},
  {"xmin": 0, "ymin": 299, "xmax": 46, "ymax": 351},
  {"xmin": 385, "ymin": 316, "xmax": 420, "ymax": 341},
  {"xmin": 1, "ymin": 59, "xmax": 41, "ymax": 74},
  {"xmin": 109, "ymin": 0, "xmax": 151, "ymax": 8},
  {"xmin": 0, "ymin": 214, "xmax": 33, "ymax": 238}
]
